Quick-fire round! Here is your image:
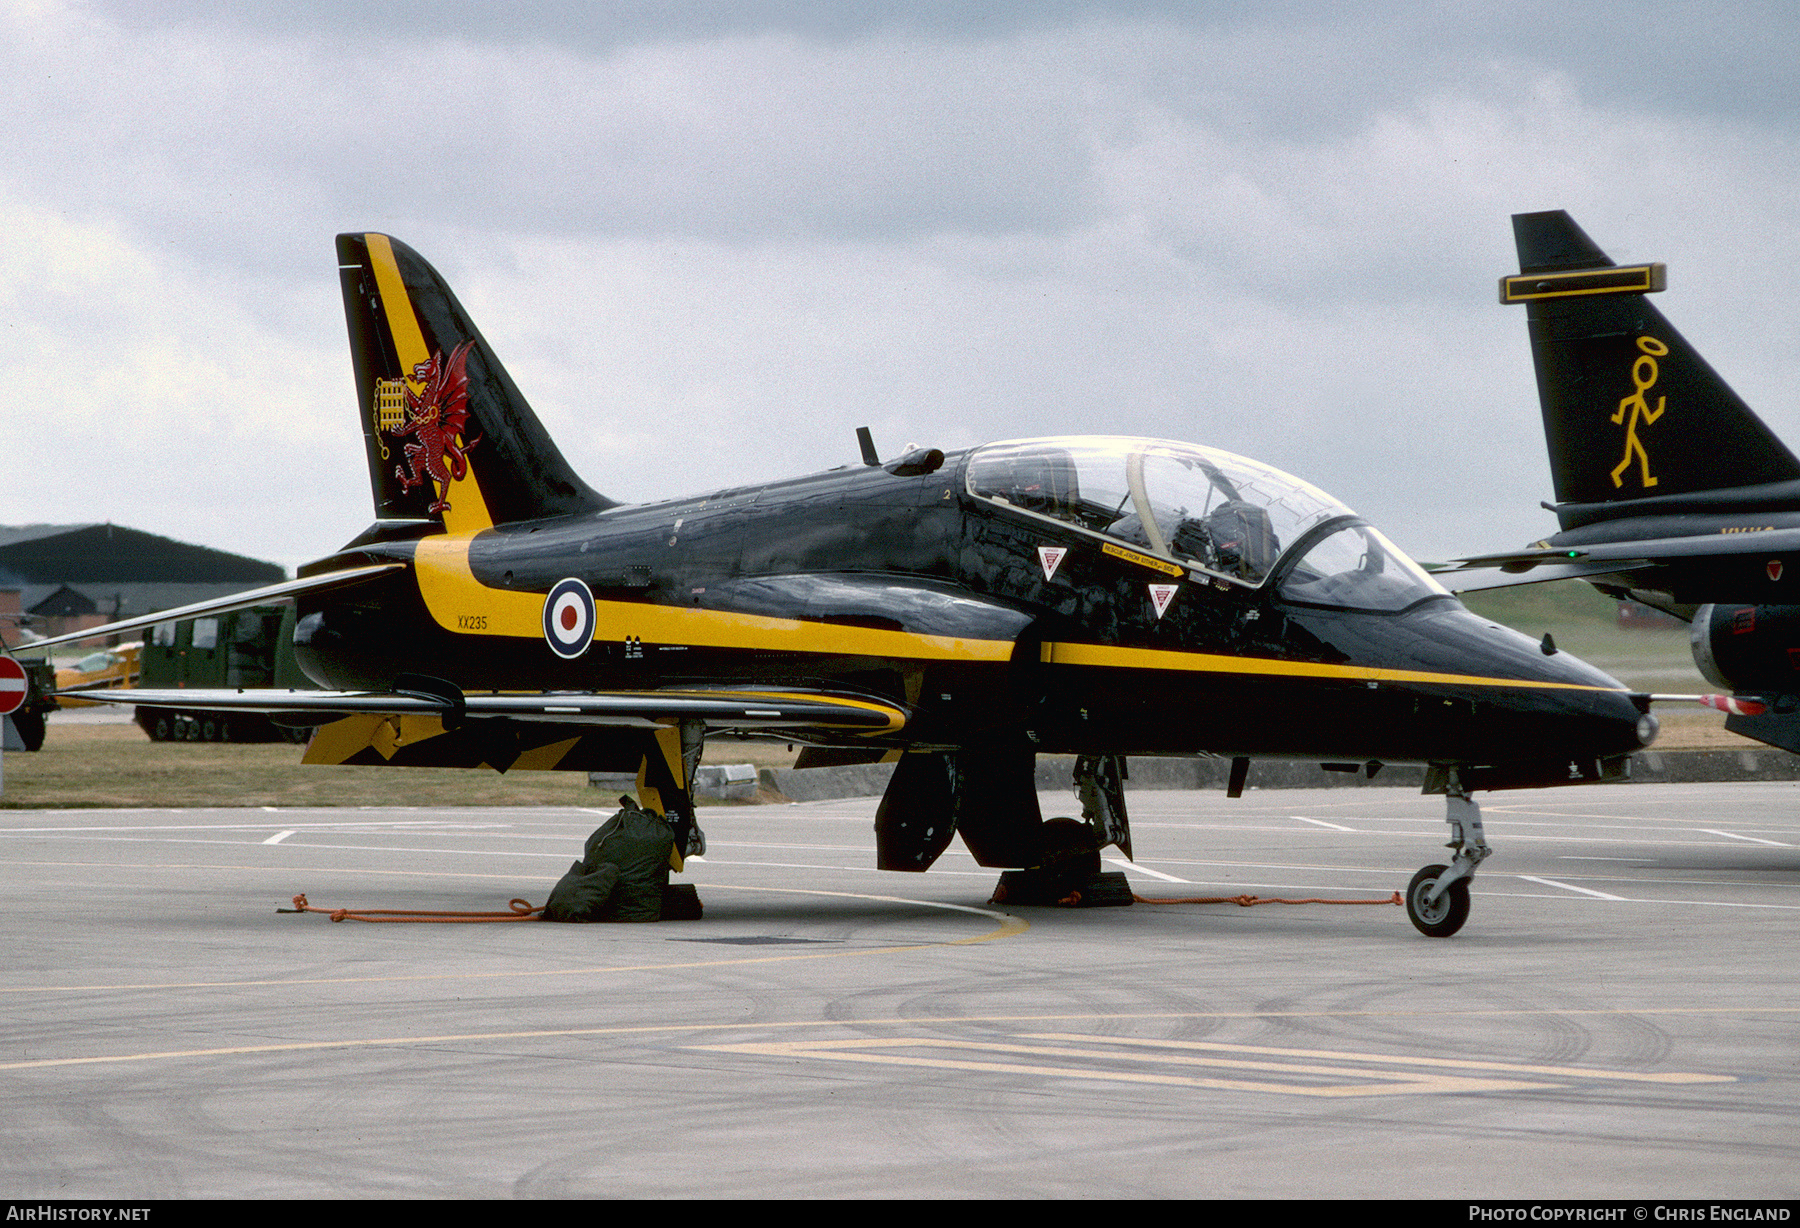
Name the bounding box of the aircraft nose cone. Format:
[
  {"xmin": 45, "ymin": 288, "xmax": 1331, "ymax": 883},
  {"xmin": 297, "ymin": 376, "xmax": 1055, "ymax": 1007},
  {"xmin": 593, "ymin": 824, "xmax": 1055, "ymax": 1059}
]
[
  {"xmin": 1444, "ymin": 606, "xmax": 1650, "ymax": 762},
  {"xmin": 1317, "ymin": 599, "xmax": 1652, "ymax": 768}
]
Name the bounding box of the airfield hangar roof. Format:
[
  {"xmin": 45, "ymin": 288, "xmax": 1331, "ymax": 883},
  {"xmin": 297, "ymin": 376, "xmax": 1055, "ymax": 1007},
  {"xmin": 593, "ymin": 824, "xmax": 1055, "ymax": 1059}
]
[{"xmin": 0, "ymin": 523, "xmax": 284, "ymax": 588}]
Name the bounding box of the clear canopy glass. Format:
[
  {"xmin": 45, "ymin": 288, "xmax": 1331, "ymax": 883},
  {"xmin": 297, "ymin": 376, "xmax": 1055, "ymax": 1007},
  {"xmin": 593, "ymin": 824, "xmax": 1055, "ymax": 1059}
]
[
  {"xmin": 966, "ymin": 436, "xmax": 1447, "ymax": 608},
  {"xmin": 1275, "ymin": 522, "xmax": 1448, "ymax": 611}
]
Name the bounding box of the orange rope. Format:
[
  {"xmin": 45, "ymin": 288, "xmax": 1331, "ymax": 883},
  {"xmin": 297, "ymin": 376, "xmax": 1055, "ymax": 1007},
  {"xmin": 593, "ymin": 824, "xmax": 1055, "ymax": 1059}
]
[
  {"xmin": 282, "ymin": 893, "xmax": 543, "ymax": 923},
  {"xmin": 1132, "ymin": 892, "xmax": 1402, "ymax": 907}
]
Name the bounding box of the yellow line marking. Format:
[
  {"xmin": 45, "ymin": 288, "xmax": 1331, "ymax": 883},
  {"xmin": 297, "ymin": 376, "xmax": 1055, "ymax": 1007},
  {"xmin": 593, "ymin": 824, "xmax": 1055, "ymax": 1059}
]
[
  {"xmin": 689, "ymin": 1032, "xmax": 1732, "ymax": 1097},
  {"xmin": 406, "ymin": 529, "xmax": 1614, "ymax": 693},
  {"xmin": 1020, "ymin": 1033, "xmax": 1734, "ymax": 1084},
  {"xmin": 403, "ymin": 521, "xmax": 1608, "ymax": 696},
  {"xmin": 687, "ymin": 1029, "xmax": 1548, "ymax": 1087},
  {"xmin": 1041, "ymin": 640, "xmax": 1628, "ymax": 692},
  {"xmin": 0, "ymin": 1007, "xmax": 1766, "ymax": 1076},
  {"xmin": 412, "ymin": 531, "xmax": 1013, "ymax": 668}
]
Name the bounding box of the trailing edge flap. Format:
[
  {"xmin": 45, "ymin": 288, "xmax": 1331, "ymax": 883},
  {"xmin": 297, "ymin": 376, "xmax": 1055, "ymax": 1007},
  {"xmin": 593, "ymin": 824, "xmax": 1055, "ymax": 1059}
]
[
  {"xmin": 1509, "ymin": 210, "xmax": 1800, "ymax": 509},
  {"xmin": 67, "ymin": 686, "xmax": 908, "ymax": 734},
  {"xmin": 22, "ymin": 563, "xmax": 407, "ymax": 654}
]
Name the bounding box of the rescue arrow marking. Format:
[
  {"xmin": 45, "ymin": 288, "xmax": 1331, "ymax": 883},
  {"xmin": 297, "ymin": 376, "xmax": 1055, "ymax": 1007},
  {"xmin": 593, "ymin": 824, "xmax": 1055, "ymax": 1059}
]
[{"xmin": 1103, "ymin": 541, "xmax": 1185, "ymax": 577}]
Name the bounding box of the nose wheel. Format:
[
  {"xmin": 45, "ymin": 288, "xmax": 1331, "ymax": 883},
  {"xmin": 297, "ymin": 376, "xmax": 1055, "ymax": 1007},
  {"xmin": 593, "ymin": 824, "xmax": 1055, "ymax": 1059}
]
[
  {"xmin": 1405, "ymin": 864, "xmax": 1470, "ymax": 937},
  {"xmin": 1407, "ymin": 781, "xmax": 1489, "ymax": 938}
]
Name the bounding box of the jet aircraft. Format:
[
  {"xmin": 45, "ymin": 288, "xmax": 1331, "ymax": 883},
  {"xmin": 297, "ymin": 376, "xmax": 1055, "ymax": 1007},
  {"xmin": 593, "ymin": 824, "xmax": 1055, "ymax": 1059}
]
[
  {"xmin": 25, "ymin": 232, "xmax": 1659, "ymax": 937},
  {"xmin": 1439, "ymin": 210, "xmax": 1800, "ymax": 754}
]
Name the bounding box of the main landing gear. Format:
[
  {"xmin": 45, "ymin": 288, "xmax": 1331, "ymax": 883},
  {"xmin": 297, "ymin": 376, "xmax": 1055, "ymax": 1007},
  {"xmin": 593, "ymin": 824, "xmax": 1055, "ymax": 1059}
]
[
  {"xmin": 1405, "ymin": 780, "xmax": 1490, "ymax": 938},
  {"xmin": 634, "ymin": 719, "xmax": 708, "ymax": 867},
  {"xmin": 983, "ymin": 755, "xmax": 1137, "ymax": 908}
]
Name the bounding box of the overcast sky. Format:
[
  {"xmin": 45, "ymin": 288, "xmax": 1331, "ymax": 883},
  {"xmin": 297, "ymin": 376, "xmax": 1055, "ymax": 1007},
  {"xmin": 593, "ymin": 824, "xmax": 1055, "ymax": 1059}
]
[{"xmin": 4, "ymin": 1, "xmax": 1798, "ymax": 573}]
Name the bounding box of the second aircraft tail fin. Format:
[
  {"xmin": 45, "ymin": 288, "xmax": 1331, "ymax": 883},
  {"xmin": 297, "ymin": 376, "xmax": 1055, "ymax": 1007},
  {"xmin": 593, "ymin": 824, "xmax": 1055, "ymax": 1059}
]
[
  {"xmin": 1506, "ymin": 210, "xmax": 1800, "ymax": 511},
  {"xmin": 336, "ymin": 233, "xmax": 614, "ymax": 536}
]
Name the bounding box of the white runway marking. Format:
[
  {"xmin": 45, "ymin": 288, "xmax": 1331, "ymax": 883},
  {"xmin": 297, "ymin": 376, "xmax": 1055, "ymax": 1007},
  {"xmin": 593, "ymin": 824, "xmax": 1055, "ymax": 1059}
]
[
  {"xmin": 1108, "ymin": 857, "xmax": 1186, "ymax": 882},
  {"xmin": 0, "ymin": 819, "xmax": 516, "ymax": 834},
  {"xmin": 262, "ymin": 831, "xmax": 296, "ymax": 845},
  {"xmin": 1293, "ymin": 816, "xmax": 1356, "ymax": 831},
  {"xmin": 1696, "ymin": 828, "xmax": 1792, "ymax": 847},
  {"xmin": 1516, "ymin": 875, "xmax": 1627, "ymax": 901}
]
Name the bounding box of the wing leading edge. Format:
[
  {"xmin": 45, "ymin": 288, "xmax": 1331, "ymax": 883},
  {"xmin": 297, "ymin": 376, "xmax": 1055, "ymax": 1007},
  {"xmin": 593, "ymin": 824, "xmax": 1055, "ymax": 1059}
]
[
  {"xmin": 69, "ymin": 684, "xmax": 908, "ymax": 774},
  {"xmin": 1434, "ymin": 529, "xmax": 1800, "ymax": 590},
  {"xmin": 65, "ymin": 685, "xmax": 905, "ymax": 733},
  {"xmin": 12, "ymin": 563, "xmax": 408, "ymax": 655}
]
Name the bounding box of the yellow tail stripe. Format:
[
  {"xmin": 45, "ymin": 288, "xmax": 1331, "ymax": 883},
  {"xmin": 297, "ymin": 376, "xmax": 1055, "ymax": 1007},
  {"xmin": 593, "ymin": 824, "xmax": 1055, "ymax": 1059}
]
[{"xmin": 363, "ymin": 234, "xmax": 495, "ymax": 535}]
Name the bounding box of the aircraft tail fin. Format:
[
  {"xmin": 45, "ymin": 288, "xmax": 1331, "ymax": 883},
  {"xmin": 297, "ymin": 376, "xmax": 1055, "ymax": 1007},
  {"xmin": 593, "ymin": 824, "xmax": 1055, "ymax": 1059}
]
[
  {"xmin": 1506, "ymin": 210, "xmax": 1800, "ymax": 510},
  {"xmin": 336, "ymin": 233, "xmax": 614, "ymax": 535}
]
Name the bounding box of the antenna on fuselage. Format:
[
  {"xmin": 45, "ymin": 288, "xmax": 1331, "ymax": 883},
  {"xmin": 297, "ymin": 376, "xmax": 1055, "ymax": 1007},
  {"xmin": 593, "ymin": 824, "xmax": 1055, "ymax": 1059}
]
[{"xmin": 856, "ymin": 426, "xmax": 880, "ymax": 466}]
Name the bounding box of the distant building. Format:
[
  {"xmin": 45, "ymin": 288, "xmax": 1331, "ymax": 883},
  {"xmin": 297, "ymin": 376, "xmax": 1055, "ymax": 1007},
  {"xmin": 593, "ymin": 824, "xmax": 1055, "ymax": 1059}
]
[{"xmin": 0, "ymin": 524, "xmax": 284, "ymax": 644}]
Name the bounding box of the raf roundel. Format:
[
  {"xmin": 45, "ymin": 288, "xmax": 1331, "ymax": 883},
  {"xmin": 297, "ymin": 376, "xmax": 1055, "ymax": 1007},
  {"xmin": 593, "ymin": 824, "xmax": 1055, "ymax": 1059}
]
[{"xmin": 542, "ymin": 577, "xmax": 596, "ymax": 659}]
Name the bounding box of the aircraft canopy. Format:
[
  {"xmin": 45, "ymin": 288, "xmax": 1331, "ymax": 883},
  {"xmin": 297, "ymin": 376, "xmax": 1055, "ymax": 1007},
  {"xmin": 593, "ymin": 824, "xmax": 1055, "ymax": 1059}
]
[{"xmin": 967, "ymin": 436, "xmax": 1446, "ymax": 608}]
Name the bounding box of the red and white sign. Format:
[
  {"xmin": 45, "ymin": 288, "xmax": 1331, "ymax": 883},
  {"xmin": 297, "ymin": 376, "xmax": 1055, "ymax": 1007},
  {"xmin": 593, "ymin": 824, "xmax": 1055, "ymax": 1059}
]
[
  {"xmin": 1037, "ymin": 546, "xmax": 1066, "ymax": 581},
  {"xmin": 1148, "ymin": 583, "xmax": 1179, "ymax": 619},
  {"xmin": 0, "ymin": 657, "xmax": 27, "ymax": 716}
]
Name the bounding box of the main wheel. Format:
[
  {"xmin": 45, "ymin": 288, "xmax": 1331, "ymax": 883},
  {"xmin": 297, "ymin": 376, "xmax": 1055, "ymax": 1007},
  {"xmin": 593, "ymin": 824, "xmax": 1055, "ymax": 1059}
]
[
  {"xmin": 1406, "ymin": 863, "xmax": 1470, "ymax": 938},
  {"xmin": 1037, "ymin": 817, "xmax": 1102, "ymax": 876}
]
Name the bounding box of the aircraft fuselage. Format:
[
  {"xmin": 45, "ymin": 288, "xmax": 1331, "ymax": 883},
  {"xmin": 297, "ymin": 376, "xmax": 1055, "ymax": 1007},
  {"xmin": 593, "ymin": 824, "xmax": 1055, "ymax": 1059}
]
[
  {"xmin": 31, "ymin": 230, "xmax": 1668, "ymax": 936},
  {"xmin": 294, "ymin": 440, "xmax": 1649, "ymax": 778}
]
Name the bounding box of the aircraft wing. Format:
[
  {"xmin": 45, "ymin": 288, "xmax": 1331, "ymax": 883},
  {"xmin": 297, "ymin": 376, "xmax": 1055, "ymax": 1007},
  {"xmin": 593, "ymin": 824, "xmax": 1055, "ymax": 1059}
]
[
  {"xmin": 63, "ymin": 685, "xmax": 908, "ymax": 734},
  {"xmin": 1434, "ymin": 527, "xmax": 1800, "ymax": 590},
  {"xmin": 13, "ymin": 563, "xmax": 408, "ymax": 654},
  {"xmin": 1434, "ymin": 561, "xmax": 1640, "ymax": 593}
]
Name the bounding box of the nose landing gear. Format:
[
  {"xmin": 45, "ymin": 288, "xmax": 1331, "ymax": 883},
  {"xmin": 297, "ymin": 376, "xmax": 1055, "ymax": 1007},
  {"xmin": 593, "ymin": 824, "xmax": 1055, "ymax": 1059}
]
[
  {"xmin": 1405, "ymin": 780, "xmax": 1490, "ymax": 938},
  {"xmin": 1405, "ymin": 864, "xmax": 1471, "ymax": 937}
]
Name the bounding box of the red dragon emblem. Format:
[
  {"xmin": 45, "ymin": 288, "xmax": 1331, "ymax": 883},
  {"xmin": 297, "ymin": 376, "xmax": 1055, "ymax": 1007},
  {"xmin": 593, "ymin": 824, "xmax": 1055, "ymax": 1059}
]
[{"xmin": 389, "ymin": 340, "xmax": 481, "ymax": 514}]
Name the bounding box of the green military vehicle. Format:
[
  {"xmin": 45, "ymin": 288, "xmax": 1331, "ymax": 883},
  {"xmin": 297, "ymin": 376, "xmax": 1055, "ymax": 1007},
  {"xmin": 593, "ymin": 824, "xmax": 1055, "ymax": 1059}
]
[
  {"xmin": 135, "ymin": 605, "xmax": 315, "ymax": 742},
  {"xmin": 4, "ymin": 654, "xmax": 56, "ymax": 752}
]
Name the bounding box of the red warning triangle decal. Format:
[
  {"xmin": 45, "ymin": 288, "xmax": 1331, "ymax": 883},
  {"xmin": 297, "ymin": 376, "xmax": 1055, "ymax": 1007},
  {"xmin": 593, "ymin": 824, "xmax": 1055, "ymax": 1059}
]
[
  {"xmin": 1038, "ymin": 546, "xmax": 1067, "ymax": 581},
  {"xmin": 1148, "ymin": 583, "xmax": 1179, "ymax": 618}
]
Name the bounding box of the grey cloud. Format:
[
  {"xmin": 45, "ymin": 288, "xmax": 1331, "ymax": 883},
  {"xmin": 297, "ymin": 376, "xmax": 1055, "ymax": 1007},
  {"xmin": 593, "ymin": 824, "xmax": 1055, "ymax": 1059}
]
[
  {"xmin": 18, "ymin": 1, "xmax": 1799, "ymax": 285},
  {"xmin": 7, "ymin": 1, "xmax": 1800, "ymax": 569}
]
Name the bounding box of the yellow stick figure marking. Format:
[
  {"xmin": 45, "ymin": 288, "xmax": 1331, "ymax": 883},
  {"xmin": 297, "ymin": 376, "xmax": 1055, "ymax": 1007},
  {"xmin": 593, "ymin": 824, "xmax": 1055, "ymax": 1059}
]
[{"xmin": 1610, "ymin": 335, "xmax": 1669, "ymax": 488}]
